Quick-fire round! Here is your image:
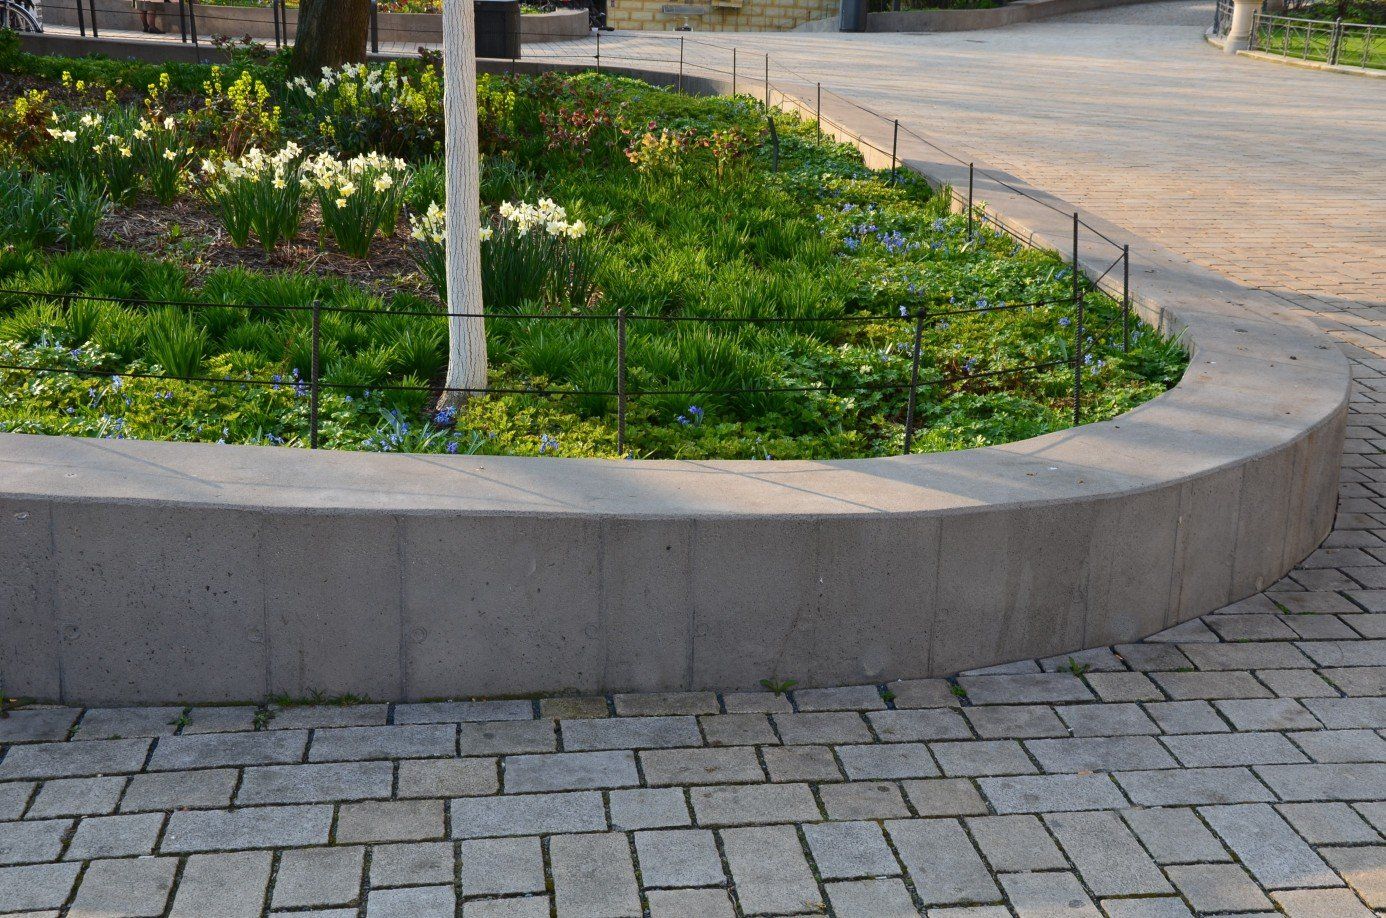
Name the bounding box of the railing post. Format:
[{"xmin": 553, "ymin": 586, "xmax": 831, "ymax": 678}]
[
  {"xmin": 370, "ymin": 0, "xmax": 379, "ymax": 54},
  {"xmin": 890, "ymin": 119, "xmax": 899, "ymax": 186},
  {"xmin": 766, "ymin": 112, "xmax": 780, "ymax": 173},
  {"xmin": 763, "ymin": 54, "xmax": 770, "ymax": 110},
  {"xmin": 616, "ymin": 307, "xmax": 627, "ymax": 457},
  {"xmin": 1122, "ymin": 243, "xmax": 1131, "ymax": 353},
  {"xmin": 76, "ymin": 0, "xmax": 86, "ymax": 37},
  {"xmin": 595, "ymin": 29, "xmax": 601, "ymax": 73},
  {"xmin": 1071, "ymin": 213, "xmax": 1083, "ymax": 427},
  {"xmin": 815, "ymin": 82, "xmax": 821, "ymax": 142},
  {"xmin": 188, "ymin": 0, "xmax": 199, "ymax": 51},
  {"xmin": 967, "ymin": 162, "xmax": 974, "ymax": 239},
  {"xmin": 1329, "ymin": 17, "xmax": 1343, "ymax": 65},
  {"xmin": 272, "ymin": 0, "xmax": 281, "ymax": 49},
  {"xmin": 678, "ymin": 36, "xmax": 684, "ymax": 91},
  {"xmin": 903, "ymin": 307, "xmax": 925, "ymax": 454},
  {"xmin": 88, "ymin": 0, "xmax": 98, "ymax": 38},
  {"xmin": 732, "ymin": 47, "xmax": 737, "ymax": 96},
  {"xmin": 309, "ymin": 301, "xmax": 321, "ymax": 449}
]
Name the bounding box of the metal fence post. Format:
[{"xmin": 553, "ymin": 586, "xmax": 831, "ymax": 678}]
[
  {"xmin": 816, "ymin": 83, "xmax": 822, "ymax": 142},
  {"xmin": 272, "ymin": 0, "xmax": 281, "ymax": 49},
  {"xmin": 88, "ymin": 0, "xmax": 98, "ymax": 38},
  {"xmin": 902, "ymin": 307, "xmax": 925, "ymax": 454},
  {"xmin": 188, "ymin": 0, "xmax": 199, "ymax": 50},
  {"xmin": 1122, "ymin": 243, "xmax": 1131, "ymax": 353},
  {"xmin": 967, "ymin": 162, "xmax": 974, "ymax": 238},
  {"xmin": 309, "ymin": 301, "xmax": 321, "ymax": 449},
  {"xmin": 890, "ymin": 119, "xmax": 899, "ymax": 186},
  {"xmin": 370, "ymin": 0, "xmax": 380, "ymax": 54},
  {"xmin": 595, "ymin": 30, "xmax": 601, "ymax": 73},
  {"xmin": 678, "ymin": 37, "xmax": 684, "ymax": 91},
  {"xmin": 76, "ymin": 0, "xmax": 86, "ymax": 37},
  {"xmin": 763, "ymin": 54, "xmax": 770, "ymax": 110},
  {"xmin": 1329, "ymin": 17, "xmax": 1343, "ymax": 65},
  {"xmin": 616, "ymin": 307, "xmax": 627, "ymax": 456},
  {"xmin": 766, "ymin": 113, "xmax": 780, "ymax": 173},
  {"xmin": 732, "ymin": 48, "xmax": 737, "ymax": 96},
  {"xmin": 1071, "ymin": 213, "xmax": 1083, "ymax": 427}
]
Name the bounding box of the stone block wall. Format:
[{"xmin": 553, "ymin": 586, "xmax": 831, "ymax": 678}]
[{"xmin": 606, "ymin": 0, "xmax": 839, "ymax": 32}]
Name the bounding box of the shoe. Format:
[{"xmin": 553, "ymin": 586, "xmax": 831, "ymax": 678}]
[{"xmin": 149, "ymin": 25, "xmax": 165, "ymax": 33}]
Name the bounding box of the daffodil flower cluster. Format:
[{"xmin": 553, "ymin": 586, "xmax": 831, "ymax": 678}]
[
  {"xmin": 288, "ymin": 62, "xmax": 443, "ymax": 160},
  {"xmin": 132, "ymin": 115, "xmax": 196, "ymax": 204},
  {"xmin": 496, "ymin": 199, "xmax": 587, "ymax": 240},
  {"xmin": 302, "ymin": 151, "xmax": 412, "ymax": 258},
  {"xmin": 43, "ymin": 109, "xmax": 142, "ymax": 203},
  {"xmin": 199, "ymin": 144, "xmax": 307, "ymax": 252}
]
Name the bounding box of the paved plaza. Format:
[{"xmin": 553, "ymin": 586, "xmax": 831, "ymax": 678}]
[{"xmin": 7, "ymin": 3, "xmax": 1386, "ymax": 915}]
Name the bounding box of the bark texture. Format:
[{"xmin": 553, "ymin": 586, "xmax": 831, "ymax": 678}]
[{"xmin": 289, "ymin": 0, "xmax": 372, "ymax": 78}]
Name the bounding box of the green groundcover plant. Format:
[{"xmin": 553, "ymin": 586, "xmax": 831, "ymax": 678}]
[{"xmin": 0, "ymin": 45, "xmax": 1186, "ymax": 459}]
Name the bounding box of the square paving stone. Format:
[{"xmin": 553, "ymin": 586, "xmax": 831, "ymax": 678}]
[
  {"xmin": 721, "ymin": 692, "xmax": 793, "ymax": 714},
  {"xmin": 179, "ymin": 706, "xmax": 259, "ymax": 734},
  {"xmin": 1044, "ymin": 810, "xmax": 1172, "ymax": 897},
  {"xmin": 0, "ymin": 818, "xmax": 68, "ymax": 865},
  {"xmin": 1321, "ymin": 845, "xmax": 1386, "ymax": 907},
  {"xmin": 338, "ymin": 799, "xmax": 445, "ymax": 843},
  {"xmin": 998, "ymin": 872, "xmax": 1101, "ymax": 918},
  {"xmin": 1162, "ymin": 862, "xmax": 1273, "ymax": 915},
  {"xmin": 962, "ymin": 705, "xmax": 1068, "ymax": 738},
  {"xmin": 690, "ymin": 782, "xmax": 820, "ymax": 826},
  {"xmin": 1285, "ymin": 614, "xmax": 1359, "ymax": 640},
  {"xmin": 147, "ymin": 731, "xmax": 307, "ymax": 770},
  {"xmin": 504, "ymin": 750, "xmax": 639, "ymax": 792},
  {"xmin": 836, "ymin": 742, "xmax": 940, "ymax": 779},
  {"xmin": 397, "ymin": 757, "xmax": 497, "ymax": 797},
  {"xmin": 394, "ymin": 700, "xmax": 533, "ymax": 724},
  {"xmin": 26, "ymin": 776, "xmax": 123, "ymax": 817},
  {"xmin": 700, "ymin": 714, "xmax": 778, "ymax": 747},
  {"xmin": 309, "ymin": 725, "xmax": 455, "ymax": 762},
  {"xmin": 1273, "ymin": 592, "xmax": 1361, "ymax": 615},
  {"xmin": 370, "ymin": 841, "xmax": 454, "ymax": 888},
  {"xmin": 549, "ymin": 832, "xmax": 641, "ymax": 918},
  {"xmin": 825, "ymin": 878, "xmax": 918, "ymax": 917},
  {"xmin": 271, "ymin": 846, "xmax": 364, "ymax": 908},
  {"xmin": 64, "ymin": 812, "xmax": 164, "ymax": 859},
  {"xmin": 1269, "ymin": 887, "xmax": 1374, "ymax": 918},
  {"xmin": 452, "ymin": 791, "xmax": 606, "ymax": 838},
  {"xmin": 802, "ymin": 821, "xmax": 899, "ymax": 880},
  {"xmin": 1256, "ymin": 668, "xmax": 1339, "ymax": 697},
  {"xmin": 70, "ymin": 856, "xmax": 177, "ymax": 917},
  {"xmin": 119, "ymin": 768, "xmax": 236, "ymax": 812},
  {"xmin": 168, "ymin": 850, "xmax": 272, "ymax": 918},
  {"xmin": 1206, "ymin": 614, "xmax": 1299, "ymax": 641},
  {"xmin": 1298, "ymin": 639, "xmax": 1386, "ymax": 667},
  {"xmin": 1027, "ymin": 736, "xmax": 1176, "ymax": 772},
  {"xmin": 762, "ymin": 745, "xmax": 842, "ymax": 783},
  {"xmin": 538, "ymin": 696, "xmax": 609, "ymax": 720},
  {"xmin": 885, "ymin": 678, "xmax": 960, "ymax": 709},
  {"xmin": 1200, "ymin": 802, "xmax": 1341, "ymax": 889},
  {"xmin": 458, "ymin": 720, "xmax": 556, "ymax": 755},
  {"xmin": 1289, "ymin": 728, "xmax": 1386, "ymax": 763},
  {"xmin": 1114, "ymin": 643, "xmax": 1193, "ymax": 672},
  {"xmin": 867, "ymin": 708, "xmax": 972, "ymax": 741},
  {"xmin": 1213, "ymin": 698, "xmax": 1322, "ymax": 730},
  {"xmin": 978, "ymin": 773, "xmax": 1127, "ymax": 814},
  {"xmin": 560, "ymin": 716, "xmax": 702, "ymax": 751},
  {"xmin": 1084, "ymin": 672, "xmax": 1163, "ymax": 702},
  {"xmin": 607, "ymin": 787, "xmax": 690, "ymax": 830},
  {"xmin": 0, "ymin": 862, "xmax": 79, "ymax": 912},
  {"xmin": 613, "ymin": 692, "xmax": 719, "ymax": 716},
  {"xmin": 792, "ymin": 685, "xmax": 885, "ymax": 712},
  {"xmin": 639, "ymin": 747, "xmax": 763, "ymax": 785},
  {"xmin": 1161, "ymin": 731, "xmax": 1309, "ymax": 767},
  {"xmin": 1121, "ymin": 806, "xmax": 1231, "ymax": 864},
  {"xmin": 1278, "ymin": 801, "xmax": 1382, "ymax": 843},
  {"xmin": 460, "ymin": 836, "xmax": 546, "ymax": 896},
  {"xmin": 161, "ymin": 804, "xmax": 333, "ymax": 852},
  {"xmin": 0, "ymin": 781, "xmax": 33, "ymax": 820},
  {"xmin": 819, "ymin": 781, "xmax": 912, "ymax": 820},
  {"xmin": 929, "ymin": 740, "xmax": 1036, "ymax": 777},
  {"xmin": 1304, "ymin": 696, "xmax": 1386, "ymax": 728},
  {"xmin": 0, "ymin": 709, "xmax": 80, "ymax": 744},
  {"xmin": 265, "ymin": 704, "xmax": 388, "ymax": 730},
  {"xmin": 886, "ymin": 818, "xmax": 998, "ymax": 907},
  {"xmin": 956, "ymin": 674, "xmax": 1093, "ymax": 705},
  {"xmin": 1056, "ymin": 702, "xmax": 1160, "ymax": 736},
  {"xmin": 1040, "ymin": 647, "xmax": 1127, "ymax": 672},
  {"xmin": 720, "ymin": 825, "xmax": 822, "ymax": 916},
  {"xmin": 0, "ymin": 738, "xmax": 150, "ymax": 779},
  {"xmin": 366, "ymin": 885, "xmax": 455, "ymax": 918},
  {"xmin": 967, "ymin": 814, "xmax": 1068, "ymax": 872},
  {"xmin": 237, "ymin": 760, "xmax": 393, "ymax": 804},
  {"xmin": 645, "ymin": 888, "xmax": 735, "ymax": 918},
  {"xmin": 75, "ymin": 707, "xmax": 185, "ymax": 740},
  {"xmin": 462, "ymin": 897, "xmax": 551, "ymax": 918},
  {"xmin": 1320, "ymin": 667, "xmax": 1386, "ymax": 696},
  {"xmin": 1257, "ymin": 762, "xmax": 1386, "ymax": 801},
  {"xmin": 1144, "ymin": 700, "xmax": 1232, "ymax": 734},
  {"xmin": 1149, "ymin": 671, "xmax": 1274, "ymax": 700},
  {"xmin": 1114, "ymin": 766, "xmax": 1276, "ymax": 806},
  {"xmin": 771, "ymin": 712, "xmax": 873, "ymax": 745},
  {"xmin": 634, "ymin": 828, "xmax": 725, "ymax": 887},
  {"xmin": 1098, "ymin": 898, "xmax": 1193, "ymax": 918}
]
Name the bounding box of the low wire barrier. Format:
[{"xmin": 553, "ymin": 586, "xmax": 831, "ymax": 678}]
[{"xmin": 1249, "ymin": 9, "xmax": 1383, "ymax": 68}]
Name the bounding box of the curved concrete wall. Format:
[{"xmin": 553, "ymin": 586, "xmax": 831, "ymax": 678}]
[
  {"xmin": 867, "ymin": 0, "xmax": 1162, "ymax": 32},
  {"xmin": 0, "ymin": 67, "xmax": 1349, "ymax": 705}
]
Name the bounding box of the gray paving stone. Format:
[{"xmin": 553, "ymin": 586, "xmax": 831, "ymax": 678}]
[
  {"xmin": 0, "ymin": 738, "xmax": 150, "ymax": 779},
  {"xmin": 504, "ymin": 750, "xmax": 639, "ymax": 792},
  {"xmin": 1298, "ymin": 639, "xmax": 1386, "ymax": 667},
  {"xmin": 148, "ymin": 731, "xmax": 307, "ymax": 770},
  {"xmin": 397, "ymin": 757, "xmax": 498, "ymax": 797},
  {"xmin": 70, "ymin": 857, "xmax": 176, "ymax": 917},
  {"xmin": 640, "ymin": 746, "xmax": 764, "ymax": 785},
  {"xmin": 700, "ymin": 713, "xmax": 778, "ymax": 747},
  {"xmin": 169, "ymin": 850, "xmax": 273, "ymax": 918},
  {"xmin": 930, "ymin": 740, "xmax": 1036, "ymax": 777},
  {"xmin": 309, "ymin": 725, "xmax": 455, "ymax": 762},
  {"xmin": 923, "ymin": 908, "xmax": 1011, "ymax": 918},
  {"xmin": 539, "ymin": 696, "xmax": 610, "ymax": 720},
  {"xmin": 1256, "ymin": 668, "xmax": 1339, "ymax": 698},
  {"xmin": 887, "ymin": 818, "xmax": 999, "ymax": 906},
  {"xmin": 1145, "ymin": 700, "xmax": 1232, "ymax": 734},
  {"xmin": 1180, "ymin": 641, "xmax": 1314, "ymax": 671},
  {"xmin": 1121, "ymin": 806, "xmax": 1231, "ymax": 864},
  {"xmin": 1041, "ymin": 647, "xmax": 1126, "ymax": 673},
  {"xmin": 886, "ymin": 678, "xmax": 960, "ymax": 709},
  {"xmin": 720, "ymin": 692, "xmax": 793, "ymax": 714},
  {"xmin": 561, "ymin": 716, "xmax": 702, "ymax": 751},
  {"xmin": 967, "ymin": 814, "xmax": 1068, "ymax": 872},
  {"xmin": 1212, "ymin": 698, "xmax": 1322, "ymax": 731},
  {"xmin": 1272, "ymin": 592, "xmax": 1361, "ymax": 615},
  {"xmin": 607, "ymin": 787, "xmax": 690, "ymax": 830},
  {"xmin": 820, "ymin": 781, "xmax": 913, "ymax": 820},
  {"xmin": 366, "ymin": 885, "xmax": 455, "ymax": 918},
  {"xmin": 689, "ymin": 782, "xmax": 820, "ymax": 826},
  {"xmin": 1114, "ymin": 643, "xmax": 1193, "ymax": 672},
  {"xmin": 1146, "ymin": 619, "xmax": 1218, "ymax": 643},
  {"xmin": 1027, "ymin": 736, "xmax": 1176, "ymax": 772},
  {"xmin": 266, "ymin": 704, "xmax": 388, "ymax": 730},
  {"xmin": 1044, "ymin": 809, "xmax": 1172, "ymax": 896},
  {"xmin": 836, "ymin": 742, "xmax": 940, "ymax": 779},
  {"xmin": 161, "ymin": 804, "xmax": 334, "ymax": 852},
  {"xmin": 1114, "ymin": 767, "xmax": 1275, "ymax": 806},
  {"xmin": 979, "ymin": 773, "xmax": 1127, "ymax": 813},
  {"xmin": 1165, "ymin": 863, "xmax": 1273, "ymax": 913},
  {"xmin": 963, "ymin": 659, "xmax": 1042, "ymax": 675},
  {"xmin": 957, "ymin": 674, "xmax": 1093, "ymax": 705},
  {"xmin": 337, "ymin": 799, "xmax": 444, "ymax": 842},
  {"xmin": 1149, "ymin": 671, "xmax": 1274, "ymax": 700},
  {"xmin": 720, "ymin": 825, "xmax": 823, "ymax": 916},
  {"xmin": 1279, "ymin": 801, "xmax": 1382, "ymax": 843},
  {"xmin": 0, "ymin": 818, "xmax": 68, "ymax": 865},
  {"xmin": 71, "ymin": 707, "xmax": 183, "ymax": 741},
  {"xmin": 826, "ymin": 878, "xmax": 918, "ymax": 918},
  {"xmin": 237, "ymin": 761, "xmax": 393, "ymax": 804},
  {"xmin": 1161, "ymin": 731, "xmax": 1309, "ymax": 766},
  {"xmin": 1288, "ymin": 728, "xmax": 1386, "ymax": 762},
  {"xmin": 998, "ymin": 871, "xmax": 1101, "ymax": 918},
  {"xmin": 762, "ymin": 745, "xmax": 842, "ymax": 782},
  {"xmin": 26, "ymin": 776, "xmax": 122, "ymax": 818},
  {"xmin": 792, "ymin": 685, "xmax": 886, "ymax": 712},
  {"xmin": 550, "ymin": 832, "xmax": 641, "ymax": 918},
  {"xmin": 645, "ymin": 888, "xmax": 736, "ymax": 918},
  {"xmin": 119, "ymin": 768, "xmax": 236, "ymax": 812},
  {"xmin": 772, "ymin": 712, "xmax": 873, "ymax": 745},
  {"xmin": 0, "ymin": 781, "xmax": 33, "ymax": 820},
  {"xmin": 1056, "ymin": 702, "xmax": 1160, "ymax": 736},
  {"xmin": 369, "ymin": 841, "xmax": 454, "ymax": 888},
  {"xmin": 271, "ymin": 846, "xmax": 364, "ymax": 908},
  {"xmin": 0, "ymin": 709, "xmax": 80, "ymax": 744},
  {"xmin": 634, "ymin": 828, "xmax": 724, "ymax": 887},
  {"xmin": 0, "ymin": 862, "xmax": 78, "ymax": 912},
  {"xmin": 179, "ymin": 705, "xmax": 259, "ymax": 734},
  {"xmin": 457, "ymin": 720, "xmax": 556, "ymax": 755},
  {"xmin": 1304, "ymin": 696, "xmax": 1386, "ymax": 727},
  {"xmin": 803, "ymin": 820, "xmax": 899, "ymax": 880},
  {"xmin": 963, "ymin": 705, "xmax": 1068, "ymax": 739},
  {"xmin": 394, "ymin": 700, "xmax": 533, "ymax": 723},
  {"xmin": 460, "ymin": 896, "xmax": 552, "ymax": 918},
  {"xmin": 1084, "ymin": 672, "xmax": 1164, "ymax": 702},
  {"xmin": 1205, "ymin": 614, "xmax": 1299, "ymax": 641},
  {"xmin": 868, "ymin": 708, "xmax": 972, "ymax": 741},
  {"xmin": 460, "ymin": 836, "xmax": 546, "ymax": 896},
  {"xmin": 64, "ymin": 812, "xmax": 163, "ymax": 859},
  {"xmin": 1097, "ymin": 898, "xmax": 1193, "ymax": 918},
  {"xmin": 1256, "ymin": 762, "xmax": 1386, "ymax": 800},
  {"xmin": 1269, "ymin": 887, "xmax": 1374, "ymax": 917},
  {"xmin": 452, "ymin": 791, "xmax": 606, "ymax": 838},
  {"xmin": 1284, "ymin": 614, "xmax": 1359, "ymax": 639},
  {"xmin": 613, "ymin": 692, "xmax": 719, "ymax": 716},
  {"xmin": 1320, "ymin": 667, "xmax": 1386, "ymax": 696},
  {"xmin": 1200, "ymin": 802, "xmax": 1341, "ymax": 889},
  {"xmin": 1320, "ymin": 845, "xmax": 1386, "ymax": 908}
]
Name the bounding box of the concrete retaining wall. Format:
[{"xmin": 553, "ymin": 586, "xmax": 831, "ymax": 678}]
[
  {"xmin": 868, "ymin": 0, "xmax": 1161, "ymax": 32},
  {"xmin": 0, "ymin": 65, "xmax": 1350, "ymax": 705}
]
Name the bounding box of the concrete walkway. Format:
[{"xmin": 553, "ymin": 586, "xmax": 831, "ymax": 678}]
[{"xmin": 6, "ymin": 5, "xmax": 1386, "ymax": 916}]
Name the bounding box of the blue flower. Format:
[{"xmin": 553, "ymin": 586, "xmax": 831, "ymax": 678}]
[
  {"xmin": 445, "ymin": 440, "xmax": 459, "ymax": 454},
  {"xmin": 1059, "ymin": 317, "xmax": 1071, "ymax": 327},
  {"xmin": 434, "ymin": 406, "xmax": 457, "ymax": 426},
  {"xmin": 540, "ymin": 434, "xmax": 558, "ymax": 454}
]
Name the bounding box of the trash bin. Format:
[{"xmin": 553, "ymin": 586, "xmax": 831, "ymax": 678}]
[
  {"xmin": 475, "ymin": 0, "xmax": 522, "ymax": 60},
  {"xmin": 839, "ymin": 0, "xmax": 869, "ymax": 31}
]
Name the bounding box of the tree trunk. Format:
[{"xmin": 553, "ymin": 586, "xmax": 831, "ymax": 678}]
[
  {"xmin": 440, "ymin": 0, "xmax": 487, "ymax": 406},
  {"xmin": 289, "ymin": 0, "xmax": 372, "ymax": 78}
]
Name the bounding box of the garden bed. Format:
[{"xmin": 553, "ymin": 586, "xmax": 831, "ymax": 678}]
[{"xmin": 0, "ymin": 40, "xmax": 1183, "ymax": 460}]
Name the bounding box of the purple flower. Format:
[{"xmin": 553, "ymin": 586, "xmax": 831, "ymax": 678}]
[{"xmin": 445, "ymin": 440, "xmax": 459, "ymax": 454}]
